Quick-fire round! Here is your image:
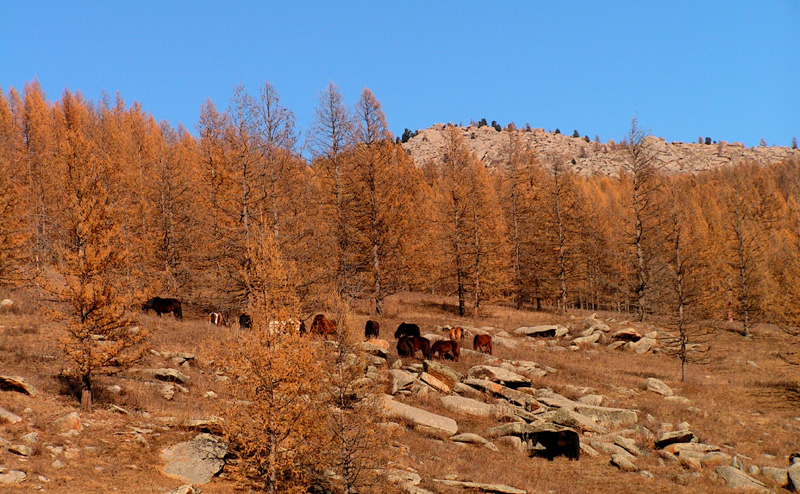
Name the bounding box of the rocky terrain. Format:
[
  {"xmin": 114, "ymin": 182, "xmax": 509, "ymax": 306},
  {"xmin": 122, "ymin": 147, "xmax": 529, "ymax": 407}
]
[
  {"xmin": 401, "ymin": 124, "xmax": 800, "ymax": 175},
  {"xmin": 1, "ymin": 294, "xmax": 799, "ymax": 493}
]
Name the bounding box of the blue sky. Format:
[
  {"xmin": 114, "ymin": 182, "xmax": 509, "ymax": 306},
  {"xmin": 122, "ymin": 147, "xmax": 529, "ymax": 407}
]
[{"xmin": 1, "ymin": 1, "xmax": 798, "ymax": 148}]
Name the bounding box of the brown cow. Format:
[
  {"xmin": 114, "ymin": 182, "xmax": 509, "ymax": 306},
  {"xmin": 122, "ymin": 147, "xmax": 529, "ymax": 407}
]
[
  {"xmin": 448, "ymin": 326, "xmax": 464, "ymax": 341},
  {"xmin": 309, "ymin": 314, "xmax": 337, "ymax": 340},
  {"xmin": 473, "ymin": 334, "xmax": 493, "ymax": 355},
  {"xmin": 397, "ymin": 336, "xmax": 430, "ymax": 359},
  {"xmin": 430, "ymin": 339, "xmax": 460, "ymax": 361}
]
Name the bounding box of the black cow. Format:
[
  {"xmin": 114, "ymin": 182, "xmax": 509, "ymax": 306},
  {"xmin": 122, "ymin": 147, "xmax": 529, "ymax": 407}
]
[
  {"xmin": 365, "ymin": 320, "xmax": 380, "ymax": 339},
  {"xmin": 394, "ymin": 322, "xmax": 420, "ymax": 339},
  {"xmin": 527, "ymin": 430, "xmax": 580, "ymax": 461},
  {"xmin": 239, "ymin": 313, "xmax": 252, "ymax": 329},
  {"xmin": 142, "ymin": 297, "xmax": 182, "ymax": 319}
]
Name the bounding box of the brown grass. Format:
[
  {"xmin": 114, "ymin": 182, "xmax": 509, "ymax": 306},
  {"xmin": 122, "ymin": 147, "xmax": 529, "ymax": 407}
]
[{"xmin": 1, "ymin": 291, "xmax": 799, "ymax": 492}]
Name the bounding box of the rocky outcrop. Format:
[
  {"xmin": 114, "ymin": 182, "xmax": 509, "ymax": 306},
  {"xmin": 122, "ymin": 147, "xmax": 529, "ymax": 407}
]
[
  {"xmin": 715, "ymin": 466, "xmax": 769, "ymax": 492},
  {"xmin": 0, "ymin": 375, "xmax": 40, "ymax": 396},
  {"xmin": 643, "ymin": 378, "xmax": 673, "ymax": 397},
  {"xmin": 432, "ymin": 479, "xmax": 526, "ymax": 494}
]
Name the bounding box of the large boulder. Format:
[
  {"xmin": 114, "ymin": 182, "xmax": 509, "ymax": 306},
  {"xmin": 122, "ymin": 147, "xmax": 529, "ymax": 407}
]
[
  {"xmin": 537, "ymin": 392, "xmax": 637, "ymax": 427},
  {"xmin": 463, "ymin": 379, "xmax": 540, "ymax": 410},
  {"xmin": 466, "ymin": 366, "xmax": 531, "ymax": 388},
  {"xmin": 0, "ymin": 470, "xmax": 26, "ymax": 484},
  {"xmin": 388, "ymin": 369, "xmax": 416, "ymax": 395},
  {"xmin": 655, "ymin": 430, "xmax": 695, "ymax": 449},
  {"xmin": 379, "ymin": 395, "xmax": 458, "ymax": 438},
  {"xmin": 632, "ymin": 337, "xmax": 656, "ymax": 354},
  {"xmin": 715, "ymin": 466, "xmax": 769, "ymax": 492},
  {"xmin": 789, "ymin": 463, "xmax": 800, "ymax": 492},
  {"xmin": 550, "ymin": 408, "xmax": 608, "ymax": 434},
  {"xmin": 571, "ymin": 332, "xmax": 601, "ymax": 345},
  {"xmin": 611, "ymin": 453, "xmax": 638, "ymax": 472},
  {"xmin": 487, "ymin": 422, "xmax": 570, "ymax": 439},
  {"xmin": 419, "ymin": 372, "xmax": 451, "ymax": 393},
  {"xmin": 54, "ymin": 412, "xmax": 82, "ymax": 433},
  {"xmin": 581, "ymin": 314, "xmax": 610, "ymax": 332},
  {"xmin": 150, "ymin": 368, "xmax": 191, "ymax": 384},
  {"xmin": 160, "ymin": 433, "xmax": 227, "ymax": 485},
  {"xmin": 450, "ymin": 433, "xmax": 499, "ymax": 451}
]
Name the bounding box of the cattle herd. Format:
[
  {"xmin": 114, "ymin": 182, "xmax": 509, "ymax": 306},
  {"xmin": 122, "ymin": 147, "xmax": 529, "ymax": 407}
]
[{"xmin": 142, "ymin": 296, "xmax": 493, "ymax": 362}]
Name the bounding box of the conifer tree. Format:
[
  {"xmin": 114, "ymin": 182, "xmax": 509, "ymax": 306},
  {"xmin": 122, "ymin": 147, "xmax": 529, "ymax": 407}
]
[
  {"xmin": 0, "ymin": 88, "xmax": 29, "ymax": 286},
  {"xmin": 50, "ymin": 91, "xmax": 148, "ymax": 412}
]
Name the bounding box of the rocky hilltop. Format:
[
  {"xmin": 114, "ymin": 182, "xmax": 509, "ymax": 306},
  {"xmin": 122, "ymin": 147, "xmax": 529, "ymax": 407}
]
[{"xmin": 401, "ymin": 124, "xmax": 800, "ymax": 176}]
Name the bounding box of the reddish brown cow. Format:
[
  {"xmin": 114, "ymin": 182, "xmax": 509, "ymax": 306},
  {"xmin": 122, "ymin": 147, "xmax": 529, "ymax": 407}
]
[
  {"xmin": 309, "ymin": 314, "xmax": 337, "ymax": 340},
  {"xmin": 397, "ymin": 336, "xmax": 431, "ymax": 359},
  {"xmin": 473, "ymin": 334, "xmax": 493, "ymax": 355},
  {"xmin": 448, "ymin": 326, "xmax": 464, "ymax": 341},
  {"xmin": 430, "ymin": 340, "xmax": 460, "ymax": 361}
]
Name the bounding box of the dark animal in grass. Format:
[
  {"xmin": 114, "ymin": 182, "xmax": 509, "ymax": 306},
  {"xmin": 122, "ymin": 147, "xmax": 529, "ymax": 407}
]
[
  {"xmin": 473, "ymin": 334, "xmax": 493, "ymax": 355},
  {"xmin": 239, "ymin": 313, "xmax": 252, "ymax": 329},
  {"xmin": 396, "ymin": 335, "xmax": 430, "ymax": 359},
  {"xmin": 430, "ymin": 339, "xmax": 460, "ymax": 361},
  {"xmin": 394, "ymin": 322, "xmax": 421, "ymax": 339},
  {"xmin": 142, "ymin": 297, "xmax": 182, "ymax": 319},
  {"xmin": 364, "ymin": 320, "xmax": 380, "ymax": 339},
  {"xmin": 309, "ymin": 314, "xmax": 337, "ymax": 339},
  {"xmin": 448, "ymin": 326, "xmax": 464, "ymax": 341},
  {"xmin": 208, "ymin": 312, "xmax": 226, "ymax": 326},
  {"xmin": 527, "ymin": 430, "xmax": 580, "ymax": 461}
]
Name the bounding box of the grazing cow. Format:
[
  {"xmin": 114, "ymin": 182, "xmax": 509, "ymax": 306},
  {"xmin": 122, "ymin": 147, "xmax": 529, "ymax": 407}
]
[
  {"xmin": 309, "ymin": 314, "xmax": 337, "ymax": 339},
  {"xmin": 528, "ymin": 430, "xmax": 580, "ymax": 461},
  {"xmin": 430, "ymin": 339, "xmax": 460, "ymax": 361},
  {"xmin": 142, "ymin": 297, "xmax": 183, "ymax": 319},
  {"xmin": 473, "ymin": 334, "xmax": 493, "ymax": 355},
  {"xmin": 394, "ymin": 322, "xmax": 421, "ymax": 339},
  {"xmin": 365, "ymin": 320, "xmax": 380, "ymax": 340},
  {"xmin": 448, "ymin": 326, "xmax": 464, "ymax": 341},
  {"xmin": 396, "ymin": 335, "xmax": 430, "ymax": 359},
  {"xmin": 239, "ymin": 313, "xmax": 252, "ymax": 329},
  {"xmin": 208, "ymin": 312, "xmax": 226, "ymax": 326}
]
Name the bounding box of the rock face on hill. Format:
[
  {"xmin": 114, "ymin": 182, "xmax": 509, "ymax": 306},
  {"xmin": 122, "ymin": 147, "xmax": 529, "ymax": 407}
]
[{"xmin": 401, "ymin": 124, "xmax": 800, "ymax": 176}]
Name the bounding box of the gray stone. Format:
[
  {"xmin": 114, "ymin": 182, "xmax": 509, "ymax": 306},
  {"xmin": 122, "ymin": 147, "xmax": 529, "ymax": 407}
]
[
  {"xmin": 450, "ymin": 433, "xmax": 499, "ymax": 452},
  {"xmin": 611, "ymin": 454, "xmax": 638, "ymax": 472},
  {"xmin": 419, "ymin": 372, "xmax": 451, "ymax": 393},
  {"xmin": 163, "ymin": 486, "xmax": 197, "ymax": 494},
  {"xmin": 386, "ymin": 468, "xmax": 422, "ymax": 487},
  {"xmin": 463, "ymin": 379, "xmax": 540, "ymax": 410},
  {"xmin": 614, "ymin": 436, "xmax": 643, "ymax": 457},
  {"xmin": 20, "ymin": 432, "xmax": 38, "ymax": 444},
  {"xmin": 8, "ymin": 443, "xmax": 33, "ymax": 456},
  {"xmin": 715, "ymin": 466, "xmax": 769, "ymax": 492},
  {"xmin": 611, "ymin": 328, "xmax": 642, "ymax": 341},
  {"xmin": 789, "ymin": 464, "xmax": 800, "ymax": 491},
  {"xmin": 497, "ymin": 436, "xmax": 525, "ymax": 452},
  {"xmin": 590, "ymin": 441, "xmax": 636, "ymax": 462},
  {"xmin": 440, "ymin": 395, "xmax": 494, "ymax": 417},
  {"xmin": 379, "ymin": 395, "xmax": 458, "ymax": 438},
  {"xmin": 643, "ymin": 377, "xmax": 673, "ymax": 397},
  {"xmin": 0, "ymin": 470, "xmax": 26, "ymax": 484},
  {"xmin": 487, "ymin": 422, "xmax": 571, "ymax": 439},
  {"xmin": 388, "ymin": 369, "xmax": 417, "ymax": 395},
  {"xmin": 580, "ymin": 442, "xmax": 600, "ymax": 457},
  {"xmin": 0, "ymin": 375, "xmax": 40, "ymax": 396},
  {"xmin": 423, "ymin": 360, "xmax": 462, "ymax": 389},
  {"xmin": 607, "ymin": 341, "xmax": 627, "ymax": 350},
  {"xmin": 432, "ymin": 479, "xmax": 526, "ymax": 494},
  {"xmin": 760, "ymin": 466, "xmax": 787, "ymax": 485},
  {"xmin": 571, "ymin": 332, "xmax": 601, "ymax": 345},
  {"xmin": 160, "ymin": 433, "xmax": 227, "ymax": 485},
  {"xmin": 466, "ymin": 366, "xmax": 531, "ymax": 388},
  {"xmin": 0, "ymin": 406, "xmax": 22, "ymax": 424},
  {"xmin": 536, "ymin": 393, "xmax": 638, "ymax": 427},
  {"xmin": 513, "ymin": 325, "xmax": 568, "ymax": 338},
  {"xmin": 577, "ymin": 394, "xmax": 604, "ymax": 406},
  {"xmin": 551, "ymin": 408, "xmax": 608, "ymax": 434},
  {"xmin": 633, "ymin": 337, "xmax": 656, "ymax": 354},
  {"xmin": 0, "ymin": 298, "xmax": 12, "ymax": 310},
  {"xmin": 54, "ymin": 411, "xmax": 82, "ymax": 433},
  {"xmin": 151, "ymin": 368, "xmax": 190, "ymax": 384},
  {"xmin": 654, "ymin": 430, "xmax": 694, "ymax": 449}
]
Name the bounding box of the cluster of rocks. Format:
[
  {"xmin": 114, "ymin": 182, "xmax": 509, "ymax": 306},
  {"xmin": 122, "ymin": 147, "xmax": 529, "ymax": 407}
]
[{"xmin": 401, "ymin": 123, "xmax": 800, "ymax": 177}]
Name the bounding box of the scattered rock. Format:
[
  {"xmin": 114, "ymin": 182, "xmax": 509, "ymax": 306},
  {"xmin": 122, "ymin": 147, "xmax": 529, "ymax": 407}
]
[
  {"xmin": 0, "ymin": 470, "xmax": 26, "ymax": 484},
  {"xmin": 715, "ymin": 466, "xmax": 769, "ymax": 492},
  {"xmin": 654, "ymin": 430, "xmax": 694, "ymax": 449},
  {"xmin": 151, "ymin": 368, "xmax": 190, "ymax": 384},
  {"xmin": 440, "ymin": 395, "xmax": 494, "ymax": 418},
  {"xmin": 389, "ymin": 369, "xmax": 417, "ymax": 395},
  {"xmin": 54, "ymin": 411, "xmax": 82, "ymax": 433},
  {"xmin": 614, "ymin": 436, "xmax": 644, "ymax": 457},
  {"xmin": 611, "ymin": 453, "xmax": 638, "ymax": 472},
  {"xmin": 8, "ymin": 443, "xmax": 33, "ymax": 456},
  {"xmin": 160, "ymin": 433, "xmax": 228, "ymax": 485},
  {"xmin": 423, "ymin": 360, "xmax": 462, "ymax": 388},
  {"xmin": 379, "ymin": 395, "xmax": 458, "ymax": 438},
  {"xmin": 163, "ymin": 485, "xmax": 197, "ymax": 494},
  {"xmin": 632, "ymin": 337, "xmax": 656, "ymax": 354},
  {"xmin": 611, "ymin": 328, "xmax": 642, "ymax": 342},
  {"xmin": 0, "ymin": 406, "xmax": 22, "ymax": 424},
  {"xmin": 450, "ymin": 433, "xmax": 499, "ymax": 452},
  {"xmin": 760, "ymin": 466, "xmax": 787, "ymax": 485},
  {"xmin": 577, "ymin": 394, "xmax": 604, "ymax": 406},
  {"xmin": 419, "ymin": 372, "xmax": 451, "ymax": 393},
  {"xmin": 788, "ymin": 463, "xmax": 800, "ymax": 491},
  {"xmin": 514, "ymin": 325, "xmax": 568, "ymax": 338},
  {"xmin": 590, "ymin": 441, "xmax": 636, "ymax": 462},
  {"xmin": 0, "ymin": 375, "xmax": 40, "ymax": 396},
  {"xmin": 497, "ymin": 436, "xmax": 525, "ymax": 452},
  {"xmin": 432, "ymin": 479, "xmax": 527, "ymax": 494},
  {"xmin": 550, "ymin": 408, "xmax": 608, "ymax": 434},
  {"xmin": 571, "ymin": 332, "xmax": 601, "ymax": 345},
  {"xmin": 643, "ymin": 378, "xmax": 673, "ymax": 397},
  {"xmin": 21, "ymin": 432, "xmax": 38, "ymax": 444},
  {"xmin": 466, "ymin": 366, "xmax": 531, "ymax": 388}
]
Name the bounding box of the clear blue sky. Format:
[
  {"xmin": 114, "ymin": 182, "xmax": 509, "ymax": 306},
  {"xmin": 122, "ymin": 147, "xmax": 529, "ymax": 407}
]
[{"xmin": 2, "ymin": 1, "xmax": 798, "ymax": 148}]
